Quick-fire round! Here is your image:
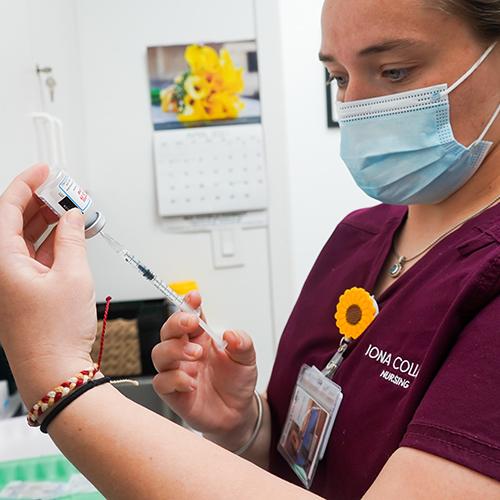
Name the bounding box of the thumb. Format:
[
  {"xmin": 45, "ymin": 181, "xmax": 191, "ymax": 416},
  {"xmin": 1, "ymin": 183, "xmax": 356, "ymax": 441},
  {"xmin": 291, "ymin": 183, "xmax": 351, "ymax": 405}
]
[
  {"xmin": 52, "ymin": 209, "xmax": 88, "ymax": 272},
  {"xmin": 223, "ymin": 330, "xmax": 256, "ymax": 366},
  {"xmin": 184, "ymin": 290, "xmax": 202, "ymax": 310}
]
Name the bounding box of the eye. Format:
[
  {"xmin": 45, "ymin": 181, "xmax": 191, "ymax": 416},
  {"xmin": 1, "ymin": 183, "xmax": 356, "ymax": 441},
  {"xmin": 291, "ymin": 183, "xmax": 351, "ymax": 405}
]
[
  {"xmin": 327, "ymin": 73, "xmax": 349, "ymax": 88},
  {"xmin": 382, "ymin": 68, "xmax": 410, "ymax": 82}
]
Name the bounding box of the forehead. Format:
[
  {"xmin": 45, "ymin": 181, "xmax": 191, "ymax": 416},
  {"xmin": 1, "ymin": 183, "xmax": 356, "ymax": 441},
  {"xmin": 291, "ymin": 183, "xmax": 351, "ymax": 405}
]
[{"xmin": 320, "ymin": 0, "xmax": 457, "ymax": 58}]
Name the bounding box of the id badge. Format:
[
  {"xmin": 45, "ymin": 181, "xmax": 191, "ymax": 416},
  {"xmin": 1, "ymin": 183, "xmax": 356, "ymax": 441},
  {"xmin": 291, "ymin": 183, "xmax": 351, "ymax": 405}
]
[{"xmin": 278, "ymin": 364, "xmax": 343, "ymax": 489}]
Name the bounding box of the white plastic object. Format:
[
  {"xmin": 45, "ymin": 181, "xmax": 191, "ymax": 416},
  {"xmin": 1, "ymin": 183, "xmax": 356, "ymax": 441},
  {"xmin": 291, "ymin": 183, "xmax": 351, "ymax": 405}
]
[{"xmin": 32, "ymin": 113, "xmax": 66, "ymax": 169}]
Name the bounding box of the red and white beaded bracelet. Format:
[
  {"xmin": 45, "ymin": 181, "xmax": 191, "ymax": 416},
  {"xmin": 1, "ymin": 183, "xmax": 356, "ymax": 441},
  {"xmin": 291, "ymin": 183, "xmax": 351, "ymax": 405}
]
[
  {"xmin": 27, "ymin": 296, "xmax": 113, "ymax": 427},
  {"xmin": 27, "ymin": 364, "xmax": 99, "ymax": 426}
]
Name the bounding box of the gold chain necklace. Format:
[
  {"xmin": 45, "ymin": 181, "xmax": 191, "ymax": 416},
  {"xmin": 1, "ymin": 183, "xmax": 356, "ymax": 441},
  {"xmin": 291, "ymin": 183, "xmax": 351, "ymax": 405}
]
[{"xmin": 389, "ymin": 194, "xmax": 500, "ymax": 278}]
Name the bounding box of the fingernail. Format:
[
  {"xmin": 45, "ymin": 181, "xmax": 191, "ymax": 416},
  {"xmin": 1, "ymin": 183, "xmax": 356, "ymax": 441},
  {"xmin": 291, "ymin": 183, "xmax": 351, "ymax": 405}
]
[
  {"xmin": 184, "ymin": 343, "xmax": 201, "ymax": 357},
  {"xmin": 66, "ymin": 209, "xmax": 83, "ymax": 227},
  {"xmin": 224, "ymin": 330, "xmax": 235, "ymax": 345},
  {"xmin": 232, "ymin": 330, "xmax": 243, "ymax": 348},
  {"xmin": 180, "ymin": 316, "xmax": 191, "ymax": 327}
]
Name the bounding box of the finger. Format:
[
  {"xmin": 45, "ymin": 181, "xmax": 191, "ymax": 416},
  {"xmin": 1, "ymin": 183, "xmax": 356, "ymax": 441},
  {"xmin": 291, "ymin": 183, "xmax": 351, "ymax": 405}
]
[
  {"xmin": 152, "ymin": 339, "xmax": 202, "ymax": 372},
  {"xmin": 184, "ymin": 290, "xmax": 202, "ymax": 309},
  {"xmin": 160, "ymin": 311, "xmax": 202, "ymax": 342},
  {"xmin": 184, "ymin": 290, "xmax": 206, "ymax": 321},
  {"xmin": 18, "ymin": 165, "xmax": 51, "ymax": 223},
  {"xmin": 52, "ymin": 209, "xmax": 88, "ymax": 273},
  {"xmin": 34, "ymin": 226, "xmax": 57, "ymax": 267},
  {"xmin": 152, "ymin": 370, "xmax": 197, "ymax": 396},
  {"xmin": 0, "ymin": 164, "xmax": 50, "ymax": 243},
  {"xmin": 22, "ymin": 195, "xmax": 44, "ymax": 226},
  {"xmin": 223, "ymin": 330, "xmax": 257, "ymax": 366},
  {"xmin": 23, "ymin": 206, "xmax": 59, "ymax": 245}
]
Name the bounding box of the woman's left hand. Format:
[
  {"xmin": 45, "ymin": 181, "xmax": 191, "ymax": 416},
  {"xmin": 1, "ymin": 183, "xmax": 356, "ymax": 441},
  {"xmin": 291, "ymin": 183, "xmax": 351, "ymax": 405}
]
[{"xmin": 0, "ymin": 164, "xmax": 97, "ymax": 407}]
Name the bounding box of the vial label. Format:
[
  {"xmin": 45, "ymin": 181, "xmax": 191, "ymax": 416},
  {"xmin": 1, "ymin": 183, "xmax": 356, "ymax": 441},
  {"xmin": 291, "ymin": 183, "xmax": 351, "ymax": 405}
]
[{"xmin": 58, "ymin": 175, "xmax": 91, "ymax": 212}]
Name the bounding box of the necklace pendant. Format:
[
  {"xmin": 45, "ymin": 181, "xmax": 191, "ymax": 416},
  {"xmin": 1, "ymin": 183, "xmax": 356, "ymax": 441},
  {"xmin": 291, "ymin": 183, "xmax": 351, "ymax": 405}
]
[{"xmin": 389, "ymin": 256, "xmax": 406, "ymax": 278}]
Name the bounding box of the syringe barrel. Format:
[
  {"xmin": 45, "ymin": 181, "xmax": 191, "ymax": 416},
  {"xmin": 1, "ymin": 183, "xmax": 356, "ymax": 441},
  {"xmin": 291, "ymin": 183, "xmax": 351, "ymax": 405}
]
[
  {"xmin": 158, "ymin": 283, "xmax": 184, "ymax": 309},
  {"xmin": 109, "ymin": 241, "xmax": 226, "ymax": 349},
  {"xmin": 178, "ymin": 300, "xmax": 197, "ymax": 315}
]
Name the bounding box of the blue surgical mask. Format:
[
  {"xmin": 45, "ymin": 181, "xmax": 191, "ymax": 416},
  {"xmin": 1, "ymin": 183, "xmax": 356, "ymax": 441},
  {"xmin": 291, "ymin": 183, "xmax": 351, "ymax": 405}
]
[{"xmin": 336, "ymin": 43, "xmax": 499, "ymax": 205}]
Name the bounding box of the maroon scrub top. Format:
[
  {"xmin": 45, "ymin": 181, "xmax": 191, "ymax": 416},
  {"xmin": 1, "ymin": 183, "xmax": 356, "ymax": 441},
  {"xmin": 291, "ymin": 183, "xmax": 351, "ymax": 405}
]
[{"xmin": 267, "ymin": 203, "xmax": 500, "ymax": 499}]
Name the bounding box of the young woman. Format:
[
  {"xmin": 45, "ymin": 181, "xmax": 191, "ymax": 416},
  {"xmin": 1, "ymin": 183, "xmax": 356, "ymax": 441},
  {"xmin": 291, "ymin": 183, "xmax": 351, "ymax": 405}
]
[{"xmin": 0, "ymin": 1, "xmax": 498, "ymax": 498}]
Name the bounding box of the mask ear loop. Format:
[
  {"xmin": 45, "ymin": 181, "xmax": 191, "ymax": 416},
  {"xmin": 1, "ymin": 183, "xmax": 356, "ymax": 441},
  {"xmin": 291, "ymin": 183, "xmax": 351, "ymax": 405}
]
[
  {"xmin": 440, "ymin": 42, "xmax": 497, "ymax": 98},
  {"xmin": 474, "ymin": 104, "xmax": 500, "ymax": 144}
]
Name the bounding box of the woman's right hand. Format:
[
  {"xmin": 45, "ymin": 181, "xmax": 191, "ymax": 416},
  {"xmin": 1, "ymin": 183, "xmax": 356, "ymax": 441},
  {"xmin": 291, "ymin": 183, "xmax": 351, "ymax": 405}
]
[{"xmin": 151, "ymin": 292, "xmax": 259, "ymax": 451}]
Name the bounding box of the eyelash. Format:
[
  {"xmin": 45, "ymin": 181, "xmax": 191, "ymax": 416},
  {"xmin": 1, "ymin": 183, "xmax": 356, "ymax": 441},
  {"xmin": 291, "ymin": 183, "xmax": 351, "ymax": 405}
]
[
  {"xmin": 327, "ymin": 73, "xmax": 348, "ymax": 88},
  {"xmin": 327, "ymin": 68, "xmax": 412, "ymax": 88},
  {"xmin": 381, "ymin": 68, "xmax": 410, "ymax": 82}
]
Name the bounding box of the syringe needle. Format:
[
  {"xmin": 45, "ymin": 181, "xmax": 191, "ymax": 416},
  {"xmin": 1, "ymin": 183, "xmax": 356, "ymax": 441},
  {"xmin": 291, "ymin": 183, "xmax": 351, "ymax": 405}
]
[{"xmin": 100, "ymin": 231, "xmax": 127, "ymax": 255}]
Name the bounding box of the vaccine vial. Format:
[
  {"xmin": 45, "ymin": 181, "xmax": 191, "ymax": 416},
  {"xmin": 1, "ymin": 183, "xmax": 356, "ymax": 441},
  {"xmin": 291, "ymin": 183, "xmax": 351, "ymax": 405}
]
[{"xmin": 35, "ymin": 169, "xmax": 105, "ymax": 238}]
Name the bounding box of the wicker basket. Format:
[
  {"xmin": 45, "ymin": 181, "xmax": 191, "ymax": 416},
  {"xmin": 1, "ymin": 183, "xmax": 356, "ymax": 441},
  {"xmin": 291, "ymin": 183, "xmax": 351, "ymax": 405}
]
[{"xmin": 91, "ymin": 318, "xmax": 142, "ymax": 377}]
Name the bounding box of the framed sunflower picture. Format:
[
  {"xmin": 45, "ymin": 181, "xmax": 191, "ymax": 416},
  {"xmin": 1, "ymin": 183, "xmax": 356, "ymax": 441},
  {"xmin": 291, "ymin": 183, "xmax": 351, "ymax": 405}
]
[
  {"xmin": 147, "ymin": 40, "xmax": 261, "ymax": 130},
  {"xmin": 325, "ymin": 69, "xmax": 339, "ymax": 128}
]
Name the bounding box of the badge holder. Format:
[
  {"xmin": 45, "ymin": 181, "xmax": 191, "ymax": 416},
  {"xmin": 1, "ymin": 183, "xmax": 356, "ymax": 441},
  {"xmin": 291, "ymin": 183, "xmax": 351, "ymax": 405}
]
[
  {"xmin": 278, "ymin": 287, "xmax": 378, "ymax": 489},
  {"xmin": 277, "ymin": 339, "xmax": 349, "ymax": 489}
]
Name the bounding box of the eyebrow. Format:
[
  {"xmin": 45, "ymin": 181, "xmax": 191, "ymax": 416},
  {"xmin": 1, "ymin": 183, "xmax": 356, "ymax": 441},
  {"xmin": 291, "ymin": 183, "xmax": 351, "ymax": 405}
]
[{"xmin": 319, "ymin": 38, "xmax": 423, "ymax": 63}]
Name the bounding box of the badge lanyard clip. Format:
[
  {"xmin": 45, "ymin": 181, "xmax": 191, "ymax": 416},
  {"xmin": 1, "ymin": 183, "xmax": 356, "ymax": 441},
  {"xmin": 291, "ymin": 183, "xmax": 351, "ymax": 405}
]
[{"xmin": 322, "ymin": 337, "xmax": 351, "ymax": 379}]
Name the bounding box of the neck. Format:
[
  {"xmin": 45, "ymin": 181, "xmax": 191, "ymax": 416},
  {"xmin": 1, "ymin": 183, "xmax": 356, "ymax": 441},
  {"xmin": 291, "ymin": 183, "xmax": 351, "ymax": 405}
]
[{"xmin": 407, "ymin": 143, "xmax": 500, "ymax": 237}]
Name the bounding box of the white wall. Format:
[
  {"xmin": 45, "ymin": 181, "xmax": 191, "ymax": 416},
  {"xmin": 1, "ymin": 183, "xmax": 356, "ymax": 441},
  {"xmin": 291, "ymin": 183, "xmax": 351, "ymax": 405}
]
[
  {"xmin": 254, "ymin": 0, "xmax": 294, "ymax": 338},
  {"xmin": 0, "ymin": 0, "xmax": 374, "ymax": 390},
  {"xmin": 74, "ymin": 0, "xmax": 279, "ymax": 389},
  {"xmin": 0, "ymin": 0, "xmax": 40, "ymax": 186},
  {"xmin": 25, "ymin": 0, "xmax": 87, "ymax": 182},
  {"xmin": 0, "ymin": 0, "xmax": 86, "ymax": 189},
  {"xmin": 278, "ymin": 0, "xmax": 375, "ymax": 297}
]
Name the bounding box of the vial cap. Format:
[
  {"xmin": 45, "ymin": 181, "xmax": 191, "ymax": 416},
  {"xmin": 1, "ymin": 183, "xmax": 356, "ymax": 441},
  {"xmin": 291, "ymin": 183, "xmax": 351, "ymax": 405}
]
[{"xmin": 85, "ymin": 211, "xmax": 106, "ymax": 239}]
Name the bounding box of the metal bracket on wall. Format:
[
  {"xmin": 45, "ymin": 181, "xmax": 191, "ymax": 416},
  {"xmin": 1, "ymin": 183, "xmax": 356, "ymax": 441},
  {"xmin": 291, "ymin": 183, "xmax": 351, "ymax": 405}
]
[{"xmin": 35, "ymin": 65, "xmax": 57, "ymax": 102}]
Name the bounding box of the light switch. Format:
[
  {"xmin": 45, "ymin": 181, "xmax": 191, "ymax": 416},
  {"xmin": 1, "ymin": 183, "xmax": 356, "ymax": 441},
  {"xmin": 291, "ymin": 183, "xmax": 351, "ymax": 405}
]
[
  {"xmin": 211, "ymin": 227, "xmax": 244, "ymax": 268},
  {"xmin": 221, "ymin": 229, "xmax": 235, "ymax": 257}
]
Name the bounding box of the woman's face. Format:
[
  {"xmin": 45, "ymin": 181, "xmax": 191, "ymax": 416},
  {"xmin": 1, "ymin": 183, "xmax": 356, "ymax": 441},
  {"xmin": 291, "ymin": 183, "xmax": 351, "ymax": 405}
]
[{"xmin": 320, "ymin": 0, "xmax": 500, "ymax": 147}]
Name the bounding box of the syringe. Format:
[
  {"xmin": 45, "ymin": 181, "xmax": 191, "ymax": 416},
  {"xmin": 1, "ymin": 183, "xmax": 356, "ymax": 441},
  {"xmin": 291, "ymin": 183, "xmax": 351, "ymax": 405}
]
[{"xmin": 100, "ymin": 231, "xmax": 226, "ymax": 349}]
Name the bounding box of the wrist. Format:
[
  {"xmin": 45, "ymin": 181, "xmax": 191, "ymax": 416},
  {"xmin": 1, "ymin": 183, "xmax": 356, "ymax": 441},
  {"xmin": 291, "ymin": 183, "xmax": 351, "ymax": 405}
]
[
  {"xmin": 10, "ymin": 355, "xmax": 95, "ymax": 409},
  {"xmin": 204, "ymin": 393, "xmax": 260, "ymax": 452}
]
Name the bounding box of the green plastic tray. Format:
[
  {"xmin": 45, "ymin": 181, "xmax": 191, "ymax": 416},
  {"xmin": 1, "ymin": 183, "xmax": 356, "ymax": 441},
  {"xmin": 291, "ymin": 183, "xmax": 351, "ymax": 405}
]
[{"xmin": 0, "ymin": 454, "xmax": 103, "ymax": 499}]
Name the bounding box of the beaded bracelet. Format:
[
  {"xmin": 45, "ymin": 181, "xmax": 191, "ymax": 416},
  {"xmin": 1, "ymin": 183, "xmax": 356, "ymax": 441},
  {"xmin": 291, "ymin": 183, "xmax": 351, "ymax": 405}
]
[
  {"xmin": 28, "ymin": 296, "xmax": 113, "ymax": 428},
  {"xmin": 233, "ymin": 391, "xmax": 264, "ymax": 456},
  {"xmin": 27, "ymin": 364, "xmax": 99, "ymax": 427}
]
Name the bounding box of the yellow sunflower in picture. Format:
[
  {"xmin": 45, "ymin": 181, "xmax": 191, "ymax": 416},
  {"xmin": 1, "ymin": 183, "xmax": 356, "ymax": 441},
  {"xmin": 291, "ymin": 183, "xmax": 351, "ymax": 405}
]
[{"xmin": 334, "ymin": 287, "xmax": 379, "ymax": 339}]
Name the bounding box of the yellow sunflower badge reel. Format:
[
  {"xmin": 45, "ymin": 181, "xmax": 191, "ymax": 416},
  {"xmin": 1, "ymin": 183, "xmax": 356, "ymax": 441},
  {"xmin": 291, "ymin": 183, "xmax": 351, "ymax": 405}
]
[
  {"xmin": 335, "ymin": 287, "xmax": 379, "ymax": 339},
  {"xmin": 278, "ymin": 287, "xmax": 379, "ymax": 489},
  {"xmin": 322, "ymin": 287, "xmax": 379, "ymax": 378}
]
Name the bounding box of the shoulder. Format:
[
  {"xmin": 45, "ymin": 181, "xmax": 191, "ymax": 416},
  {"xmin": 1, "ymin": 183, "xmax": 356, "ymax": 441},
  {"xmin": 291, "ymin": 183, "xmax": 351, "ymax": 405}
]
[{"xmin": 339, "ymin": 204, "xmax": 406, "ymax": 234}]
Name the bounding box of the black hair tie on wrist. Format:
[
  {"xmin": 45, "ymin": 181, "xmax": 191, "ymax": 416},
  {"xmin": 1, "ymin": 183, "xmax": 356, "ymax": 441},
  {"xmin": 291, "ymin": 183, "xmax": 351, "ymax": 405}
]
[{"xmin": 40, "ymin": 376, "xmax": 111, "ymax": 434}]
